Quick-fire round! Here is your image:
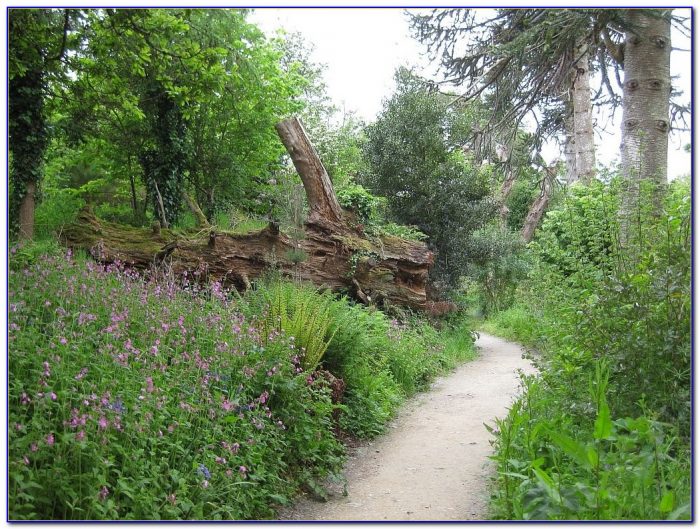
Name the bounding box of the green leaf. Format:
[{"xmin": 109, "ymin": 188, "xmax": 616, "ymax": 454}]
[
  {"xmin": 593, "ymin": 401, "xmax": 613, "ymax": 440},
  {"xmin": 549, "ymin": 430, "xmax": 590, "ymax": 469},
  {"xmin": 532, "ymin": 467, "xmax": 559, "ymax": 502},
  {"xmin": 659, "ymin": 490, "xmax": 674, "ymax": 513},
  {"xmin": 586, "ymin": 446, "xmax": 598, "ymax": 468}
]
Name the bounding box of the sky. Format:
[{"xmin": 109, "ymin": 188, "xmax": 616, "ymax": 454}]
[{"xmin": 250, "ymin": 7, "xmax": 692, "ymax": 178}]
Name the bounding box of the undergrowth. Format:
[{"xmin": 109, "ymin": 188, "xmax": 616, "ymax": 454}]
[
  {"xmin": 484, "ymin": 179, "xmax": 691, "ymax": 521},
  {"xmin": 9, "ymin": 246, "xmax": 477, "ymax": 520}
]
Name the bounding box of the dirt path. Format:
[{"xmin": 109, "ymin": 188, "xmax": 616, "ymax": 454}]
[{"xmin": 279, "ymin": 332, "xmax": 536, "ymax": 521}]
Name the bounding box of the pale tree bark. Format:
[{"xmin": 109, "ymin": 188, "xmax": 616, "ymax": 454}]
[
  {"xmin": 619, "ymin": 9, "xmax": 671, "ymax": 240},
  {"xmin": 564, "ymin": 40, "xmax": 596, "ymax": 185},
  {"xmin": 494, "ymin": 143, "xmax": 518, "ymax": 222}
]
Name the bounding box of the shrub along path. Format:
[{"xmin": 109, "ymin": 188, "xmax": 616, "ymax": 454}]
[{"xmin": 280, "ymin": 333, "xmax": 535, "ymax": 521}]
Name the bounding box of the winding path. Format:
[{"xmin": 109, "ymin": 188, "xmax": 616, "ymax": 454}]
[{"xmin": 279, "ymin": 332, "xmax": 536, "ymax": 521}]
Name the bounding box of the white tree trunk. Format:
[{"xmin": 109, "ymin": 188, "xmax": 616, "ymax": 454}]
[{"xmin": 619, "ymin": 9, "xmax": 671, "ymax": 240}]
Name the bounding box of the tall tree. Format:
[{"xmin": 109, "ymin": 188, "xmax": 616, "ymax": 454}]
[
  {"xmin": 362, "ymin": 68, "xmax": 497, "ymax": 292},
  {"xmin": 564, "ymin": 39, "xmax": 596, "ymax": 184},
  {"xmin": 9, "ymin": 8, "xmax": 74, "ymax": 239},
  {"xmin": 410, "ymin": 8, "xmax": 597, "ymax": 184},
  {"xmin": 615, "ymin": 9, "xmax": 672, "ymax": 236}
]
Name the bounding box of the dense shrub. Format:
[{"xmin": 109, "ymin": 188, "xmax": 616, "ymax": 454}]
[{"xmin": 485, "ymin": 178, "xmax": 691, "ymax": 520}]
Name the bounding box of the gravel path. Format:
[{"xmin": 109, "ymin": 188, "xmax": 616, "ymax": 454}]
[{"xmin": 279, "ymin": 332, "xmax": 536, "ymax": 521}]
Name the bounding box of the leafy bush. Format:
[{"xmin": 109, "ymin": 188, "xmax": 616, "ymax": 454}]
[
  {"xmin": 34, "ymin": 189, "xmax": 85, "ymax": 240},
  {"xmin": 485, "ymin": 177, "xmax": 691, "ymax": 520},
  {"xmin": 243, "ymin": 280, "xmax": 336, "ymax": 371},
  {"xmin": 490, "ymin": 363, "xmax": 690, "ymax": 520},
  {"xmin": 241, "ymin": 278, "xmax": 477, "ymax": 438},
  {"xmin": 362, "ymin": 67, "xmax": 498, "ymax": 292}
]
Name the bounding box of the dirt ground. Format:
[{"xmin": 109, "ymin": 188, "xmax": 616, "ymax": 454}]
[{"xmin": 278, "ymin": 332, "xmax": 536, "ymax": 521}]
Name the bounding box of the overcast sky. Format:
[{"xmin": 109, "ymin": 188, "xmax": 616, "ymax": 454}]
[{"xmin": 250, "ymin": 7, "xmax": 692, "ymax": 178}]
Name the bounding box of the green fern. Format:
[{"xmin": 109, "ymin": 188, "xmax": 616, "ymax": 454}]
[{"xmin": 259, "ymin": 281, "xmax": 336, "ymax": 371}]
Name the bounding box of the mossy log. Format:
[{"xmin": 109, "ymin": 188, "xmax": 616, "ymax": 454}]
[{"xmin": 62, "ymin": 117, "xmax": 434, "ymax": 309}]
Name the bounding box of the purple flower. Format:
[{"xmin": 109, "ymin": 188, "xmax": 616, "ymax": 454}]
[
  {"xmin": 46, "ymin": 433, "xmax": 55, "ymax": 447},
  {"xmin": 98, "ymin": 486, "xmax": 109, "ymax": 501},
  {"xmin": 239, "ymin": 466, "xmax": 248, "ymax": 478}
]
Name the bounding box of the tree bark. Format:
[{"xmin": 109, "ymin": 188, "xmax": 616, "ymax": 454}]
[
  {"xmin": 571, "ymin": 40, "xmax": 596, "ymax": 184},
  {"xmin": 18, "ymin": 181, "xmax": 36, "ymax": 240},
  {"xmin": 182, "ymin": 191, "xmax": 210, "ymax": 228},
  {"xmin": 498, "ymin": 168, "xmax": 518, "ymax": 221},
  {"xmin": 564, "ymin": 40, "xmax": 596, "ymax": 185},
  {"xmin": 521, "ymin": 167, "xmax": 555, "ymax": 243},
  {"xmin": 62, "ymin": 118, "xmax": 435, "ymax": 310},
  {"xmin": 275, "ymin": 117, "xmax": 344, "ymax": 227},
  {"xmin": 619, "ymin": 9, "xmax": 671, "ymax": 239}
]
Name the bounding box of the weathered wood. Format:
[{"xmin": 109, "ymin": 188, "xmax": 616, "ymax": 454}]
[
  {"xmin": 521, "ymin": 166, "xmax": 555, "ymax": 243},
  {"xmin": 62, "ymin": 208, "xmax": 433, "ymax": 309},
  {"xmin": 182, "ymin": 191, "xmax": 210, "ymax": 229},
  {"xmin": 62, "ymin": 117, "xmax": 435, "ymax": 309},
  {"xmin": 275, "ymin": 117, "xmax": 343, "ymax": 226}
]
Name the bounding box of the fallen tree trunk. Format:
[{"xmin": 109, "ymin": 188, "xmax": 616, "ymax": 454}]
[{"xmin": 62, "ymin": 117, "xmax": 434, "ymax": 309}]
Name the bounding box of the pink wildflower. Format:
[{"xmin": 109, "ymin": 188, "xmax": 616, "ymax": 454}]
[
  {"xmin": 76, "ymin": 431, "xmax": 85, "ymax": 441},
  {"xmin": 46, "ymin": 433, "xmax": 55, "ymax": 447},
  {"xmin": 98, "ymin": 416, "xmax": 109, "ymax": 429},
  {"xmin": 98, "ymin": 486, "xmax": 109, "ymax": 501}
]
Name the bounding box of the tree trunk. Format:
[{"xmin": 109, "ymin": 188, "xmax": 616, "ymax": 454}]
[
  {"xmin": 619, "ymin": 9, "xmax": 671, "ymax": 239},
  {"xmin": 62, "ymin": 118, "xmax": 434, "ymax": 310},
  {"xmin": 18, "ymin": 181, "xmax": 36, "ymax": 240},
  {"xmin": 564, "ymin": 40, "xmax": 596, "ymax": 185},
  {"xmin": 521, "ymin": 167, "xmax": 555, "ymax": 243},
  {"xmin": 182, "ymin": 191, "xmax": 210, "ymax": 228},
  {"xmin": 275, "ymin": 117, "xmax": 344, "ymax": 227},
  {"xmin": 498, "ymin": 168, "xmax": 518, "ymax": 221}
]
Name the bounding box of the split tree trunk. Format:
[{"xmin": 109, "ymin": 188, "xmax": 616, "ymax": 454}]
[
  {"xmin": 63, "ymin": 117, "xmax": 434, "ymax": 309},
  {"xmin": 619, "ymin": 9, "xmax": 671, "ymax": 241}
]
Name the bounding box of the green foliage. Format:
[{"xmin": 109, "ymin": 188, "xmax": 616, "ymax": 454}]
[
  {"xmin": 8, "ymin": 254, "xmax": 345, "ymax": 520},
  {"xmin": 465, "ymin": 224, "xmax": 528, "ymax": 315},
  {"xmin": 246, "ymin": 281, "xmax": 337, "ymax": 371},
  {"xmin": 337, "ymin": 183, "xmax": 386, "ymax": 226},
  {"xmin": 485, "ymin": 177, "xmax": 691, "ymax": 520},
  {"xmin": 240, "ymin": 278, "xmax": 477, "ymax": 439},
  {"xmin": 362, "ymin": 67, "xmax": 497, "ymax": 292},
  {"xmin": 489, "ymin": 364, "xmax": 690, "ymax": 520}
]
